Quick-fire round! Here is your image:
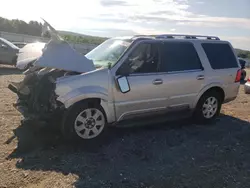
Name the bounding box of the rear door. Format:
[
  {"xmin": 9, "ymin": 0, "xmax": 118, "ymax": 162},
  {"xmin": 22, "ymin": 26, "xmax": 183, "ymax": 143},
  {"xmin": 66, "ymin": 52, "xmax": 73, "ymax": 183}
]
[
  {"xmin": 158, "ymin": 41, "xmax": 205, "ymax": 110},
  {"xmin": 201, "ymin": 42, "xmax": 240, "ymax": 85},
  {"xmin": 201, "ymin": 42, "xmax": 240, "ymax": 99}
]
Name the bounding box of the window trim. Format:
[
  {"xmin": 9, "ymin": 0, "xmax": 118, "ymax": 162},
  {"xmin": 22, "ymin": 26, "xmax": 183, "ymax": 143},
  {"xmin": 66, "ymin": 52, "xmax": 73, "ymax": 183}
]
[
  {"xmin": 126, "ymin": 69, "xmax": 204, "ymax": 77},
  {"xmin": 158, "ymin": 69, "xmax": 204, "ymax": 75},
  {"xmin": 158, "ymin": 41, "xmax": 204, "ymax": 73}
]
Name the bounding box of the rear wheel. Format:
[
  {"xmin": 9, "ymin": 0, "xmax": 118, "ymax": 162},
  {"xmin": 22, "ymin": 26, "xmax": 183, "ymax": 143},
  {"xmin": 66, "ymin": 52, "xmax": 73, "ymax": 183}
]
[
  {"xmin": 61, "ymin": 102, "xmax": 107, "ymax": 141},
  {"xmin": 193, "ymin": 91, "xmax": 222, "ymax": 123}
]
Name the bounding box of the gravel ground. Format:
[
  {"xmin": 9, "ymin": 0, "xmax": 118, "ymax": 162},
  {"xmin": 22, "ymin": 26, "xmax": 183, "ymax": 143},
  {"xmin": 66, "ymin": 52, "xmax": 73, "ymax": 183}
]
[{"xmin": 0, "ymin": 65, "xmax": 249, "ymax": 188}]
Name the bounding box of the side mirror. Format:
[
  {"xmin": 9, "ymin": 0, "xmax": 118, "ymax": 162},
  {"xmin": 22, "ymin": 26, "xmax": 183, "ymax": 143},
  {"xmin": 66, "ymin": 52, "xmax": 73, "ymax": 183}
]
[{"xmin": 117, "ymin": 76, "xmax": 130, "ymax": 93}]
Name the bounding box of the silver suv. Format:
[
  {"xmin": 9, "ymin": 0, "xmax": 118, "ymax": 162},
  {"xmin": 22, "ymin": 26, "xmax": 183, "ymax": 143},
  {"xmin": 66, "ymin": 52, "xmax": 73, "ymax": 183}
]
[{"xmin": 9, "ymin": 34, "xmax": 241, "ymax": 141}]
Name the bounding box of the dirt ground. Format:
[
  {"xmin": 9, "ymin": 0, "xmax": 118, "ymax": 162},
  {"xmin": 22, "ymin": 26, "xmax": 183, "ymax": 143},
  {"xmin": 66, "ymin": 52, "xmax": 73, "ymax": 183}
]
[{"xmin": 0, "ymin": 65, "xmax": 249, "ymax": 188}]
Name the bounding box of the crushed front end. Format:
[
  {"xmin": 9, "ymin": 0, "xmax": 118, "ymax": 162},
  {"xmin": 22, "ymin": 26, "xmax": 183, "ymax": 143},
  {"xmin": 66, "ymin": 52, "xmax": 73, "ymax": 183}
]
[{"xmin": 8, "ymin": 68, "xmax": 77, "ymax": 122}]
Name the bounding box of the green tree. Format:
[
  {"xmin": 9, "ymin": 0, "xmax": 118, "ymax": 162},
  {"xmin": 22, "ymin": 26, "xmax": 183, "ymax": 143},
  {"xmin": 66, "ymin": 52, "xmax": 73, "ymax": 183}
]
[{"xmin": 0, "ymin": 16, "xmax": 107, "ymax": 45}]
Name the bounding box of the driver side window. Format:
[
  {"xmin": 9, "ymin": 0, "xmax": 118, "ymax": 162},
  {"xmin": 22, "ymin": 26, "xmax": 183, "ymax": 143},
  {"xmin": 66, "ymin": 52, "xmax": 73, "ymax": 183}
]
[{"xmin": 127, "ymin": 43, "xmax": 159, "ymax": 74}]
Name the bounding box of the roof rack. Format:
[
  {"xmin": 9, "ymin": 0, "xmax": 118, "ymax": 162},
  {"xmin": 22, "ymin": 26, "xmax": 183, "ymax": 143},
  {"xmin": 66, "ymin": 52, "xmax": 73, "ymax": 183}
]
[{"xmin": 155, "ymin": 34, "xmax": 220, "ymax": 40}]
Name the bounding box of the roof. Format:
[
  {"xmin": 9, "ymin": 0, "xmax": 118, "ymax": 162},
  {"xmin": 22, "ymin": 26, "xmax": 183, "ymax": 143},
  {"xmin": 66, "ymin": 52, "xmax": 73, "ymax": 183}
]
[{"xmin": 132, "ymin": 34, "xmax": 220, "ymax": 41}]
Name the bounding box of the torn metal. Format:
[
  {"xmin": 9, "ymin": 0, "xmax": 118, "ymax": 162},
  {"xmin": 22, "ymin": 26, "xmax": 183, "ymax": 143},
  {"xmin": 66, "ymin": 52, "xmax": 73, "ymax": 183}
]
[{"xmin": 9, "ymin": 19, "xmax": 96, "ymax": 120}]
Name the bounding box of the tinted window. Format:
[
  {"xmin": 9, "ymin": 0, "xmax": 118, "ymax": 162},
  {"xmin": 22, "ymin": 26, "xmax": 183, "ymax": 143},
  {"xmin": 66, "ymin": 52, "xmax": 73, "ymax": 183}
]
[
  {"xmin": 127, "ymin": 43, "xmax": 159, "ymax": 74},
  {"xmin": 202, "ymin": 43, "xmax": 238, "ymax": 69},
  {"xmin": 159, "ymin": 42, "xmax": 202, "ymax": 72}
]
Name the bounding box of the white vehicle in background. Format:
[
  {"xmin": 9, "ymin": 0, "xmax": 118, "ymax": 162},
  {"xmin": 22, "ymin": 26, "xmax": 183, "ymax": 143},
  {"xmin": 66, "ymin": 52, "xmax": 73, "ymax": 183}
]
[
  {"xmin": 12, "ymin": 42, "xmax": 27, "ymax": 49},
  {"xmin": 0, "ymin": 37, "xmax": 19, "ymax": 65},
  {"xmin": 15, "ymin": 42, "xmax": 46, "ymax": 70},
  {"xmin": 245, "ymin": 76, "xmax": 250, "ymax": 94}
]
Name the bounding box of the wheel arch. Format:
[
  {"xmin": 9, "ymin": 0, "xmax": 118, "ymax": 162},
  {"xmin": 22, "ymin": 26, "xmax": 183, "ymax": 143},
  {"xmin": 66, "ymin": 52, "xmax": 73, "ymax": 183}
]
[
  {"xmin": 193, "ymin": 84, "xmax": 225, "ymax": 109},
  {"xmin": 57, "ymin": 86, "xmax": 116, "ymax": 123},
  {"xmin": 67, "ymin": 97, "xmax": 107, "ymax": 118},
  {"xmin": 63, "ymin": 97, "xmax": 115, "ymax": 124},
  {"xmin": 61, "ymin": 97, "xmax": 109, "ymax": 140}
]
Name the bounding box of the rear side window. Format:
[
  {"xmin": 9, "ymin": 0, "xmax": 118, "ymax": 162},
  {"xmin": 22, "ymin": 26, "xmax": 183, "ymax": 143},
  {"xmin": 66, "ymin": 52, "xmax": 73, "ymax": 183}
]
[
  {"xmin": 159, "ymin": 42, "xmax": 203, "ymax": 72},
  {"xmin": 202, "ymin": 43, "xmax": 238, "ymax": 69}
]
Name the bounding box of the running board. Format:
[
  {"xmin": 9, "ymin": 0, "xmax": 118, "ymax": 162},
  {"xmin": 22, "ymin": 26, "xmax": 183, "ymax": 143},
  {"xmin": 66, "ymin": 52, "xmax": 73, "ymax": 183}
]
[{"xmin": 113, "ymin": 109, "xmax": 192, "ymax": 128}]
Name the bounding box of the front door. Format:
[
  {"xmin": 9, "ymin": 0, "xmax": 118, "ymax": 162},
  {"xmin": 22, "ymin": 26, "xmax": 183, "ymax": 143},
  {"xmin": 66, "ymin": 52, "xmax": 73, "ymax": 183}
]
[{"xmin": 113, "ymin": 41, "xmax": 167, "ymax": 121}]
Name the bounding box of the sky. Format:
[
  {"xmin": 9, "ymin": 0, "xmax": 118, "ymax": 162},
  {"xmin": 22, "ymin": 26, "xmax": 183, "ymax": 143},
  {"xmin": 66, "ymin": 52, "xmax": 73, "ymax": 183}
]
[{"xmin": 1, "ymin": 0, "xmax": 250, "ymax": 50}]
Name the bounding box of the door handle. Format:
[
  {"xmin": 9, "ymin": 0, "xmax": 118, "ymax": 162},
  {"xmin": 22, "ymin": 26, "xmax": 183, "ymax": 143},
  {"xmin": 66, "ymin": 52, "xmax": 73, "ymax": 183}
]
[
  {"xmin": 153, "ymin": 79, "xmax": 163, "ymax": 85},
  {"xmin": 196, "ymin": 75, "xmax": 204, "ymax": 80}
]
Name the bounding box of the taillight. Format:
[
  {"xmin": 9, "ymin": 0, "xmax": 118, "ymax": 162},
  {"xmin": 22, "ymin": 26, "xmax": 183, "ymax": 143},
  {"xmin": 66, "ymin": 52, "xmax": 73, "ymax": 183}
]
[
  {"xmin": 235, "ymin": 69, "xmax": 241, "ymax": 82},
  {"xmin": 247, "ymin": 77, "xmax": 250, "ymax": 82}
]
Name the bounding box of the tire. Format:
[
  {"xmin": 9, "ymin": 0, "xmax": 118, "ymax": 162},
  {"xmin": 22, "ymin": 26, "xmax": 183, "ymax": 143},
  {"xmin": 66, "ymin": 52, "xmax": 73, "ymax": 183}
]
[
  {"xmin": 193, "ymin": 91, "xmax": 222, "ymax": 123},
  {"xmin": 61, "ymin": 101, "xmax": 107, "ymax": 141}
]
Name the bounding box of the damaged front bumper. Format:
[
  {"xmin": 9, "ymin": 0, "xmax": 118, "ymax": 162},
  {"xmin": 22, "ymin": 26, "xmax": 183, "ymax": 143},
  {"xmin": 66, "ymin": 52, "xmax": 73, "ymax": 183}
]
[
  {"xmin": 8, "ymin": 76, "xmax": 65, "ymax": 122},
  {"xmin": 12, "ymin": 99, "xmax": 64, "ymax": 121}
]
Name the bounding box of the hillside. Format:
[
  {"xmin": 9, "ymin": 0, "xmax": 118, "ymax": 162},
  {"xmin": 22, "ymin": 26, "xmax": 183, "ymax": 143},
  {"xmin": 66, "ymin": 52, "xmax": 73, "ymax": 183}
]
[
  {"xmin": 0, "ymin": 16, "xmax": 249, "ymax": 51},
  {"xmin": 235, "ymin": 48, "xmax": 250, "ymax": 61},
  {"xmin": 59, "ymin": 30, "xmax": 107, "ymax": 44},
  {"xmin": 58, "ymin": 30, "xmax": 89, "ymax": 37},
  {"xmin": 0, "ymin": 17, "xmax": 106, "ymax": 44}
]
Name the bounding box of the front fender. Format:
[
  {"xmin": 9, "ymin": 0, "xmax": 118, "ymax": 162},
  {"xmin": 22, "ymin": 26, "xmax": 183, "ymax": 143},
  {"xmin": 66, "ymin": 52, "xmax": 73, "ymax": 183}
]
[
  {"xmin": 57, "ymin": 85, "xmax": 116, "ymax": 123},
  {"xmin": 57, "ymin": 86, "xmax": 108, "ymax": 108}
]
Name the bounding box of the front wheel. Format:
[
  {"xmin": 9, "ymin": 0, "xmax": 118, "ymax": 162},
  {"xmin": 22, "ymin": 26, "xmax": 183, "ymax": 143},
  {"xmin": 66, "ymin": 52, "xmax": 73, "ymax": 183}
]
[
  {"xmin": 61, "ymin": 102, "xmax": 107, "ymax": 141},
  {"xmin": 193, "ymin": 91, "xmax": 222, "ymax": 123}
]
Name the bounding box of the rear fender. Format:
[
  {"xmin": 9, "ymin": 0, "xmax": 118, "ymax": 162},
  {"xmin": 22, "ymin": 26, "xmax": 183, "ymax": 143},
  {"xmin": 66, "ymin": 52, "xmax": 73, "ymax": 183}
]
[{"xmin": 192, "ymin": 82, "xmax": 224, "ymax": 109}]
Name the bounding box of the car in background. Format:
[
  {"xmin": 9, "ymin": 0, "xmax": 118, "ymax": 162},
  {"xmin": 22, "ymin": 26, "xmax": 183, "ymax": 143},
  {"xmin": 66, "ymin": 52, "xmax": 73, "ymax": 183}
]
[
  {"xmin": 245, "ymin": 76, "xmax": 250, "ymax": 94},
  {"xmin": 12, "ymin": 42, "xmax": 27, "ymax": 49},
  {"xmin": 15, "ymin": 42, "xmax": 46, "ymax": 70},
  {"xmin": 0, "ymin": 37, "xmax": 19, "ymax": 65}
]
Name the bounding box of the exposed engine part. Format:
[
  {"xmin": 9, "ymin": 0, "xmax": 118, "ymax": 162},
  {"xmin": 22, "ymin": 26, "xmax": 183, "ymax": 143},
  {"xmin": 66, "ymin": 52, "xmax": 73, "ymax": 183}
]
[{"xmin": 9, "ymin": 68, "xmax": 81, "ymax": 118}]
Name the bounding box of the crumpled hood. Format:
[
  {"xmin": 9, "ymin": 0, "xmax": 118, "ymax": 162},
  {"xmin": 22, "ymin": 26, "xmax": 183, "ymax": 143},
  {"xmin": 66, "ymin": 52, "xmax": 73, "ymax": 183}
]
[
  {"xmin": 33, "ymin": 40, "xmax": 95, "ymax": 73},
  {"xmin": 16, "ymin": 42, "xmax": 46, "ymax": 70},
  {"xmin": 33, "ymin": 19, "xmax": 95, "ymax": 73}
]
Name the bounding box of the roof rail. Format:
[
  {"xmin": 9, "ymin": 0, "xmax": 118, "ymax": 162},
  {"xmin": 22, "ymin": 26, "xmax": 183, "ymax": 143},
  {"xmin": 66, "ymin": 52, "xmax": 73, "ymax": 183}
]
[{"xmin": 155, "ymin": 34, "xmax": 220, "ymax": 40}]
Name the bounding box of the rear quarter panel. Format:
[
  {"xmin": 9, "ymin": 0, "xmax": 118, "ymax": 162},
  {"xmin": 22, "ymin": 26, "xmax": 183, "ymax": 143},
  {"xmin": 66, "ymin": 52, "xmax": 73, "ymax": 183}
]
[{"xmin": 192, "ymin": 41, "xmax": 240, "ymax": 108}]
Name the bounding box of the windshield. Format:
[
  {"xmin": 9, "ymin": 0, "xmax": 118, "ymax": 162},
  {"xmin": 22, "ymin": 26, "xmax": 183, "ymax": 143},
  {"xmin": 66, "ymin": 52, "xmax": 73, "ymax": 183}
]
[
  {"xmin": 85, "ymin": 38, "xmax": 132, "ymax": 67},
  {"xmin": 0, "ymin": 38, "xmax": 19, "ymax": 49}
]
